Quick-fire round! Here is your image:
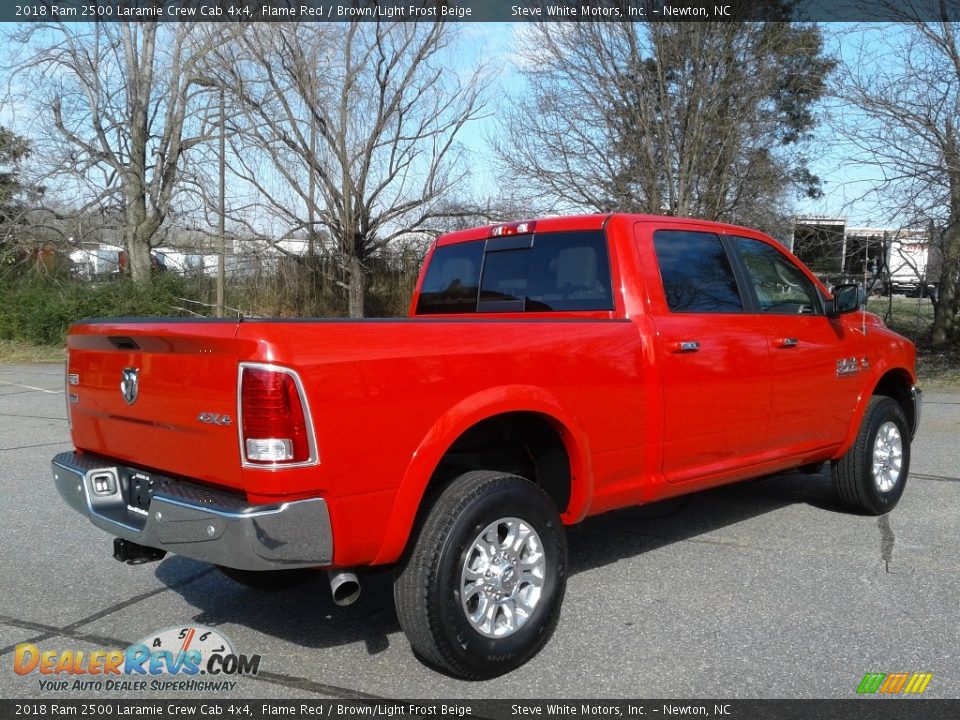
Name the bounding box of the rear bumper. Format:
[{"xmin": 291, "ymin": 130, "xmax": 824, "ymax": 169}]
[{"xmin": 51, "ymin": 451, "xmax": 333, "ymax": 571}]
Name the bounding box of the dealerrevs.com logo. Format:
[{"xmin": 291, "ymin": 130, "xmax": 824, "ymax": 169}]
[{"xmin": 14, "ymin": 625, "xmax": 261, "ymax": 692}]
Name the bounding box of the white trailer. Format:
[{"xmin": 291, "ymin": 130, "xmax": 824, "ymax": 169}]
[{"xmin": 886, "ymin": 233, "xmax": 942, "ymax": 298}]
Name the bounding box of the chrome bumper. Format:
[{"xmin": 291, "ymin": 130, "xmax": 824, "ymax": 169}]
[
  {"xmin": 911, "ymin": 385, "xmax": 922, "ymax": 438},
  {"xmin": 52, "ymin": 452, "xmax": 333, "ymax": 571}
]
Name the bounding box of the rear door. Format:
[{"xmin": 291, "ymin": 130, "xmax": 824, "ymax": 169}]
[{"xmin": 637, "ymin": 223, "xmax": 772, "ymax": 484}]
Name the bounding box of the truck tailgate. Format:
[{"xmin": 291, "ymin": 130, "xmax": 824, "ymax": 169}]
[{"xmin": 66, "ymin": 320, "xmax": 244, "ymax": 491}]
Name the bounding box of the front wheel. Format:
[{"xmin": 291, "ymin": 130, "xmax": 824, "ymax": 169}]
[
  {"xmin": 394, "ymin": 471, "xmax": 567, "ymax": 680},
  {"xmin": 832, "ymin": 396, "xmax": 911, "ymax": 515}
]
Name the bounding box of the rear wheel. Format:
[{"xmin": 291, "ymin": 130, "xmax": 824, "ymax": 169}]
[
  {"xmin": 832, "ymin": 396, "xmax": 910, "ymax": 515},
  {"xmin": 394, "ymin": 471, "xmax": 567, "ymax": 679}
]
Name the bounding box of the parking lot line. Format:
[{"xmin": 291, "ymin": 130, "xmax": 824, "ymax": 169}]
[{"xmin": 0, "ymin": 381, "xmax": 62, "ymax": 395}]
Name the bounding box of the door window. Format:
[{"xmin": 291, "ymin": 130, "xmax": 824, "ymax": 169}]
[
  {"xmin": 653, "ymin": 230, "xmax": 743, "ymax": 313},
  {"xmin": 732, "ymin": 237, "xmax": 822, "ymax": 315}
]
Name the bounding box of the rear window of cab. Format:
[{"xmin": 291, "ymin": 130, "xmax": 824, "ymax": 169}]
[{"xmin": 416, "ymin": 230, "xmax": 614, "ymax": 315}]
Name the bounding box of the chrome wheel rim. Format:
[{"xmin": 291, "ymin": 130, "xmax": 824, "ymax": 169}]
[
  {"xmin": 460, "ymin": 517, "xmax": 546, "ymax": 638},
  {"xmin": 872, "ymin": 421, "xmax": 903, "ymax": 493}
]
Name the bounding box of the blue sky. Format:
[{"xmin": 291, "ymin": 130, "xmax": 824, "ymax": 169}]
[
  {"xmin": 792, "ymin": 24, "xmax": 905, "ymax": 226},
  {"xmin": 0, "ymin": 22, "xmax": 913, "ymax": 230},
  {"xmin": 450, "ymin": 22, "xmax": 905, "ymax": 227}
]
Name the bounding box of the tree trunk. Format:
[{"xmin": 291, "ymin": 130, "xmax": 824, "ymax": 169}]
[
  {"xmin": 930, "ymin": 225, "xmax": 959, "ymax": 346},
  {"xmin": 127, "ymin": 230, "xmax": 152, "ymax": 283},
  {"xmin": 124, "ymin": 187, "xmax": 153, "ymax": 283},
  {"xmin": 931, "ymin": 156, "xmax": 960, "ymax": 346},
  {"xmin": 347, "ymin": 255, "xmax": 365, "ymax": 318}
]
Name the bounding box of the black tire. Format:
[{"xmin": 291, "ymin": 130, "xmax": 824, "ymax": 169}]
[
  {"xmin": 217, "ymin": 566, "xmax": 315, "ymax": 591},
  {"xmin": 393, "ymin": 471, "xmax": 567, "ymax": 680},
  {"xmin": 832, "ymin": 396, "xmax": 910, "ymax": 515}
]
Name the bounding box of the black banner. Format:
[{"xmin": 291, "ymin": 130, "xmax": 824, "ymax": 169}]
[
  {"xmin": 3, "ymin": 0, "xmax": 959, "ymax": 24},
  {"xmin": 3, "ymin": 700, "xmax": 960, "ymax": 720}
]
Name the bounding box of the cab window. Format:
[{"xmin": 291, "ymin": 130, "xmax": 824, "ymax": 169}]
[
  {"xmin": 732, "ymin": 236, "xmax": 822, "ymax": 315},
  {"xmin": 416, "ymin": 231, "xmax": 613, "ymax": 314},
  {"xmin": 415, "ymin": 241, "xmax": 484, "ymax": 314}
]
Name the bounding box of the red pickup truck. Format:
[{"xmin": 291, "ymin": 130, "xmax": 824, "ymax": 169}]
[{"xmin": 53, "ymin": 214, "xmax": 920, "ymax": 679}]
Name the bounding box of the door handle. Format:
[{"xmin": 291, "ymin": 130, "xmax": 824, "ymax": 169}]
[
  {"xmin": 775, "ymin": 337, "xmax": 799, "ymax": 348},
  {"xmin": 669, "ymin": 341, "xmax": 700, "ymax": 353}
]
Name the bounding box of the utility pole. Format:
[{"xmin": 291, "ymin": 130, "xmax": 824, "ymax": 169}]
[
  {"xmin": 216, "ymin": 87, "xmax": 226, "ymax": 318},
  {"xmin": 308, "ymin": 105, "xmax": 316, "ymax": 260}
]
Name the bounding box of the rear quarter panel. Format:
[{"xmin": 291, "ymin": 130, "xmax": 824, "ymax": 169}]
[{"xmin": 235, "ymin": 319, "xmax": 649, "ymax": 566}]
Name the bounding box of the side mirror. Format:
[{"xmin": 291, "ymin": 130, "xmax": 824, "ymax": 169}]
[{"xmin": 828, "ymin": 283, "xmax": 863, "ymax": 317}]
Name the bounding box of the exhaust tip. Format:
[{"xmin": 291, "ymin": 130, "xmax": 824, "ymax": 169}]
[{"xmin": 329, "ymin": 571, "xmax": 361, "ymax": 606}]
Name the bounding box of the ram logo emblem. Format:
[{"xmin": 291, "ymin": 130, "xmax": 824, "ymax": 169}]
[{"xmin": 120, "ymin": 368, "xmax": 140, "ymax": 405}]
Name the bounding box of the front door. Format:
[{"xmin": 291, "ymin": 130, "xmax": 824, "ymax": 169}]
[{"xmin": 727, "ymin": 235, "xmax": 864, "ymax": 453}]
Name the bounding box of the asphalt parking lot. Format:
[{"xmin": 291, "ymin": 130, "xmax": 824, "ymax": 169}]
[{"xmin": 1, "ymin": 362, "xmax": 958, "ymax": 699}]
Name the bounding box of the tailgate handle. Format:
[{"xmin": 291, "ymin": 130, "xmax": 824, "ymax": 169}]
[
  {"xmin": 108, "ymin": 336, "xmax": 141, "ymax": 350},
  {"xmin": 669, "ymin": 341, "xmax": 700, "ymax": 353}
]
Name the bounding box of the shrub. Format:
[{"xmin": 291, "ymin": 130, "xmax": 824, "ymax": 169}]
[{"xmin": 0, "ymin": 274, "xmax": 192, "ymax": 346}]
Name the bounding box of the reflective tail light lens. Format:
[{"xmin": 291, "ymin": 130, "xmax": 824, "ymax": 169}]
[
  {"xmin": 64, "ymin": 361, "xmax": 72, "ymax": 430},
  {"xmin": 240, "ymin": 366, "xmax": 311, "ymax": 465}
]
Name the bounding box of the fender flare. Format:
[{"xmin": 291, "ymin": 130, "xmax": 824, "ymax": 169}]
[
  {"xmin": 833, "ymin": 360, "xmax": 917, "ymax": 460},
  {"xmin": 371, "ymin": 385, "xmax": 592, "ymax": 565}
]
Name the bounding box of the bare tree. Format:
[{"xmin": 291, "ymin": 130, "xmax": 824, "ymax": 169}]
[
  {"xmin": 10, "ymin": 23, "xmax": 224, "ymax": 282},
  {"xmin": 215, "ymin": 22, "xmax": 486, "ymax": 317},
  {"xmin": 0, "ymin": 126, "xmax": 43, "ymax": 262},
  {"xmin": 494, "ymin": 20, "xmax": 834, "ymax": 234},
  {"xmin": 836, "ymin": 13, "xmax": 960, "ymax": 345}
]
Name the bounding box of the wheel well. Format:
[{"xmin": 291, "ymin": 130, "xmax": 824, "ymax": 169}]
[
  {"xmin": 427, "ymin": 412, "xmax": 572, "ymax": 514},
  {"xmin": 872, "ymin": 370, "xmax": 914, "ymax": 430}
]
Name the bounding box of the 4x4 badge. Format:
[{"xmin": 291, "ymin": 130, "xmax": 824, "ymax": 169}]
[{"xmin": 121, "ymin": 368, "xmax": 139, "ymax": 405}]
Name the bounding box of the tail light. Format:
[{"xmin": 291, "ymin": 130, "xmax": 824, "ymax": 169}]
[{"xmin": 239, "ymin": 364, "xmax": 316, "ymax": 466}]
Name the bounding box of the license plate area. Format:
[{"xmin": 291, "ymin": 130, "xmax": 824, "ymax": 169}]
[{"xmin": 124, "ymin": 471, "xmax": 163, "ymax": 515}]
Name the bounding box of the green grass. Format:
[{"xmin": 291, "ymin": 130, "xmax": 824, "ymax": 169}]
[
  {"xmin": 866, "ymin": 294, "xmax": 934, "ymax": 341},
  {"xmin": 916, "ymin": 352, "xmax": 960, "ymax": 388},
  {"xmin": 0, "ymin": 339, "xmax": 65, "ymax": 364}
]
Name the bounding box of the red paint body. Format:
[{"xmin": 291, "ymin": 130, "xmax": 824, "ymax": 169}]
[{"xmin": 65, "ymin": 214, "xmax": 917, "ymax": 569}]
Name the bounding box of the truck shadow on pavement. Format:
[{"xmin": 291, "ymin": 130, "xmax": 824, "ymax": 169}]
[{"xmin": 154, "ymin": 468, "xmax": 843, "ymax": 658}]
